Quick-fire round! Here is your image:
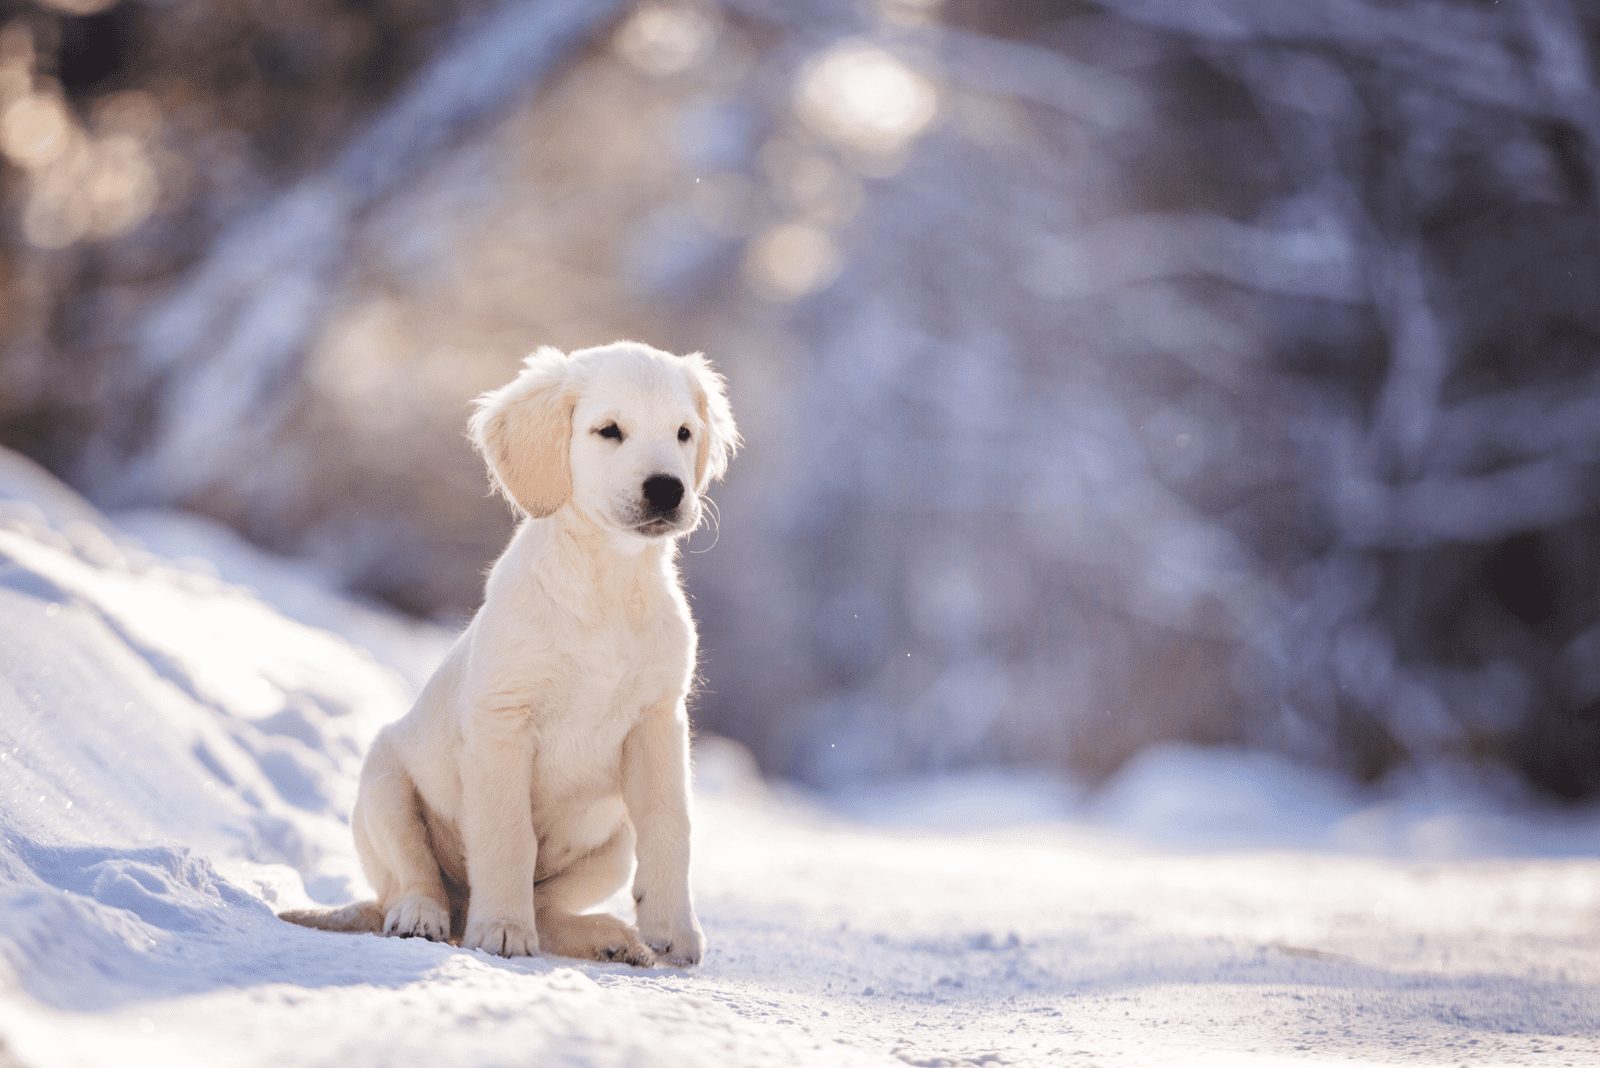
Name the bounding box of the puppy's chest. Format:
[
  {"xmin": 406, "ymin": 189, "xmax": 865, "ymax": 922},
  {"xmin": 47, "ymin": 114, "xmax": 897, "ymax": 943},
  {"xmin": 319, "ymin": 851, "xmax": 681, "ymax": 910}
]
[{"xmin": 530, "ymin": 615, "xmax": 689, "ymax": 779}]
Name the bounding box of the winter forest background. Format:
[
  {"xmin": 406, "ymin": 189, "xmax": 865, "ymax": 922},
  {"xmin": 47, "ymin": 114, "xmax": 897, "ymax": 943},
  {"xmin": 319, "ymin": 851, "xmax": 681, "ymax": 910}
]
[{"xmin": 2, "ymin": 0, "xmax": 1598, "ymax": 798}]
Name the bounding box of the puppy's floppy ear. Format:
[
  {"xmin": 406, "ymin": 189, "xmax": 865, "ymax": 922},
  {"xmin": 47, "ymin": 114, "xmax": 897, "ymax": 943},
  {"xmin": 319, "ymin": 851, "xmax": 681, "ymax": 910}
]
[
  {"xmin": 683, "ymin": 351, "xmax": 739, "ymax": 491},
  {"xmin": 469, "ymin": 346, "xmax": 574, "ymax": 518}
]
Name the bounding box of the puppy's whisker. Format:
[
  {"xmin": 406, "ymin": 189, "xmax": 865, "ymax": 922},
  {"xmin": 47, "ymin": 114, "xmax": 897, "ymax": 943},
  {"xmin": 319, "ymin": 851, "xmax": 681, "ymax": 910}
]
[{"xmin": 688, "ymin": 495, "xmax": 721, "ymax": 554}]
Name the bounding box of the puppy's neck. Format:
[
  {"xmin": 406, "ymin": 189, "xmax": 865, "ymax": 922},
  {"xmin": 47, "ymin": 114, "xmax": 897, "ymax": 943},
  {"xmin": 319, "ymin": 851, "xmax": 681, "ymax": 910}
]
[{"xmin": 544, "ymin": 507, "xmax": 673, "ymax": 590}]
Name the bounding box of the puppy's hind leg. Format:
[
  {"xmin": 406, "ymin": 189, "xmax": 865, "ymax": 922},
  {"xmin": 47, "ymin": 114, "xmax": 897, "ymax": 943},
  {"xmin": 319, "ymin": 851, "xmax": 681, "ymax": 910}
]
[
  {"xmin": 354, "ymin": 732, "xmax": 452, "ymax": 942},
  {"xmin": 536, "ymin": 825, "xmax": 654, "ymax": 967}
]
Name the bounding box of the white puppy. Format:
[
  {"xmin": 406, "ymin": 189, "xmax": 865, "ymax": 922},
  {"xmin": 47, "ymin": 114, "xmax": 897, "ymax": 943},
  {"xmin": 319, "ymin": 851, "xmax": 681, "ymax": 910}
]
[{"xmin": 282, "ymin": 341, "xmax": 736, "ymax": 966}]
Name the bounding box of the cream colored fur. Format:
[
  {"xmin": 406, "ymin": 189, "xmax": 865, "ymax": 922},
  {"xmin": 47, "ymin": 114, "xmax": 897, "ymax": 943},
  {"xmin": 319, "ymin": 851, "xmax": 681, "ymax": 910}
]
[{"xmin": 280, "ymin": 341, "xmax": 736, "ymax": 966}]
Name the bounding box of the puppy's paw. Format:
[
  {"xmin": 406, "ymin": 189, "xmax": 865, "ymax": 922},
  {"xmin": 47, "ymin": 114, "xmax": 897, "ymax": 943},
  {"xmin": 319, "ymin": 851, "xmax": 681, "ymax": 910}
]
[
  {"xmin": 539, "ymin": 912, "xmax": 656, "ymax": 968},
  {"xmin": 639, "ymin": 909, "xmax": 705, "ymax": 967},
  {"xmin": 463, "ymin": 915, "xmax": 540, "ymax": 957},
  {"xmin": 382, "ymin": 894, "xmax": 451, "ymax": 942}
]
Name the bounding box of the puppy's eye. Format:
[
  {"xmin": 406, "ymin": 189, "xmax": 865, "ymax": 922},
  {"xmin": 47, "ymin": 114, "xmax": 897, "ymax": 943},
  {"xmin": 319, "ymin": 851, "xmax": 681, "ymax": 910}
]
[
  {"xmin": 677, "ymin": 426, "xmax": 691, "ymax": 443},
  {"xmin": 596, "ymin": 423, "xmax": 624, "ymax": 441}
]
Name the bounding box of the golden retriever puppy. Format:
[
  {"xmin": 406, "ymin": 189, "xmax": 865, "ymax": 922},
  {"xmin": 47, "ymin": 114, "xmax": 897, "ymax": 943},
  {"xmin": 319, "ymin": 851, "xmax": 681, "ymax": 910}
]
[{"xmin": 282, "ymin": 341, "xmax": 737, "ymax": 965}]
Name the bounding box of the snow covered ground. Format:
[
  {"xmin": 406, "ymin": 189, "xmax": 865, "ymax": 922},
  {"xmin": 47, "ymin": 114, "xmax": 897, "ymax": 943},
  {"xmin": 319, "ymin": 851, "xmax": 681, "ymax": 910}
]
[{"xmin": 1, "ymin": 447, "xmax": 1598, "ymax": 1068}]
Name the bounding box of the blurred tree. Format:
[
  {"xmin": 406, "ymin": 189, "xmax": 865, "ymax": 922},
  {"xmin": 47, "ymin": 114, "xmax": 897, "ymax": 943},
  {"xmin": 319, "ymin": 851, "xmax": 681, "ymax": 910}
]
[{"xmin": 3, "ymin": 0, "xmax": 1598, "ymax": 797}]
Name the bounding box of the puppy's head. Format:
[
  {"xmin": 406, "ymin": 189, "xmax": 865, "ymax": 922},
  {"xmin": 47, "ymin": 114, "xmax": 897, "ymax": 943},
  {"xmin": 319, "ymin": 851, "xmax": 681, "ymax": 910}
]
[{"xmin": 470, "ymin": 341, "xmax": 737, "ymax": 540}]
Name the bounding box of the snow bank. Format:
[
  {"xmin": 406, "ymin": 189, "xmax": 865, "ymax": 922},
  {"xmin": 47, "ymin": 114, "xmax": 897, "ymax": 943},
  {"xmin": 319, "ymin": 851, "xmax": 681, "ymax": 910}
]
[
  {"xmin": 1, "ymin": 449, "xmax": 1598, "ymax": 1067},
  {"xmin": 0, "ymin": 453, "xmax": 427, "ymax": 959}
]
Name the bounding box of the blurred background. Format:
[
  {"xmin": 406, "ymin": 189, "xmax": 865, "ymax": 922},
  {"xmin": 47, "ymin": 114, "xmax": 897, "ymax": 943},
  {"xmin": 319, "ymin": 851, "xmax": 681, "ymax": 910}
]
[{"xmin": 1, "ymin": 0, "xmax": 1597, "ymax": 798}]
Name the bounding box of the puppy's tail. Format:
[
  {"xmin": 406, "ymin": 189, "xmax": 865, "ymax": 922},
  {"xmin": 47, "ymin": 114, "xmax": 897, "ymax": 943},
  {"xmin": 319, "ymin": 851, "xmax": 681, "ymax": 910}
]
[{"xmin": 278, "ymin": 900, "xmax": 385, "ymax": 934}]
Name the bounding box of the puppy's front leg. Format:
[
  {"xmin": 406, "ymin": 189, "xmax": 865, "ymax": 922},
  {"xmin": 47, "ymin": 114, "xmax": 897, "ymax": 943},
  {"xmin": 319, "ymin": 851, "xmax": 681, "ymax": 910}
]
[
  {"xmin": 460, "ymin": 708, "xmax": 540, "ymax": 957},
  {"xmin": 622, "ymin": 704, "xmax": 705, "ymax": 966}
]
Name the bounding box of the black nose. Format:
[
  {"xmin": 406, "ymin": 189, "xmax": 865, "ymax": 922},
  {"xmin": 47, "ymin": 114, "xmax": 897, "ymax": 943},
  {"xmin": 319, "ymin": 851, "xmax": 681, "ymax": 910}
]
[{"xmin": 643, "ymin": 475, "xmax": 684, "ymax": 514}]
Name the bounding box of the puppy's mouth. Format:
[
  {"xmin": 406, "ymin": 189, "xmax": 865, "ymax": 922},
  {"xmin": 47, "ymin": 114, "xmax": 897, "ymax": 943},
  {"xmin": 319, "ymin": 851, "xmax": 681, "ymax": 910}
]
[
  {"xmin": 632, "ymin": 516, "xmax": 681, "ymax": 538},
  {"xmin": 619, "ymin": 499, "xmax": 697, "ymax": 539}
]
